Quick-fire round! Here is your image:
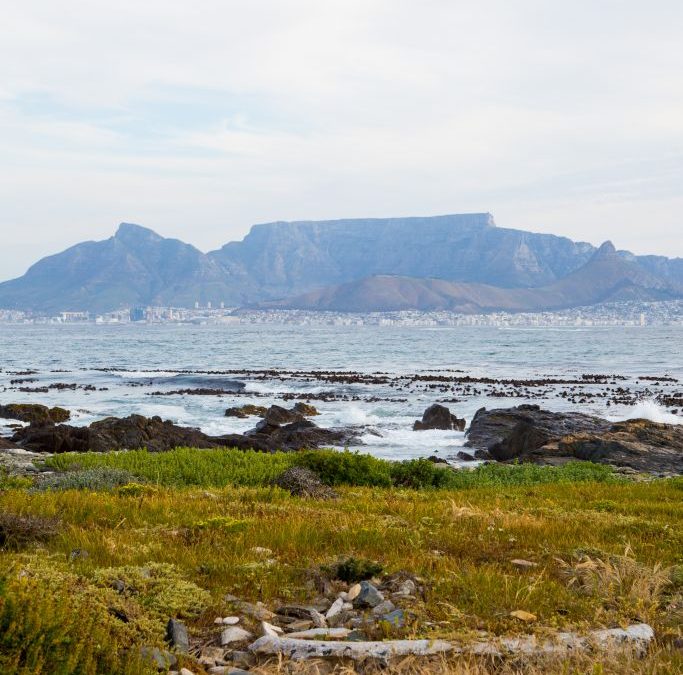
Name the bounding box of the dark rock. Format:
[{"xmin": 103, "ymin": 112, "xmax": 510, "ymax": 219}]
[
  {"xmin": 413, "ymin": 404, "xmax": 465, "ymax": 431},
  {"xmin": 0, "ymin": 403, "xmax": 70, "ymax": 425},
  {"xmin": 352, "ymin": 581, "xmax": 384, "ymax": 609},
  {"xmin": 465, "ymin": 404, "xmax": 609, "ymax": 460},
  {"xmin": 555, "ymin": 419, "xmax": 683, "ymax": 474},
  {"xmin": 293, "ymin": 402, "xmax": 319, "ymax": 416},
  {"xmin": 225, "ymin": 419, "xmax": 357, "ymax": 453},
  {"xmin": 273, "ymin": 466, "xmax": 337, "ymax": 499},
  {"xmin": 13, "ymin": 414, "xmax": 219, "ymax": 453},
  {"xmin": 456, "ymin": 451, "xmax": 476, "ymax": 462},
  {"xmin": 165, "ymin": 618, "xmax": 190, "ymax": 653},
  {"xmin": 263, "ymin": 405, "xmax": 305, "ymax": 426},
  {"xmin": 0, "ymin": 436, "xmax": 19, "ymax": 450},
  {"xmin": 225, "ymin": 404, "xmax": 267, "ymax": 418}
]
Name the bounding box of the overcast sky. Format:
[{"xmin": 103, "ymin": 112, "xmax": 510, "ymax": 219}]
[{"xmin": 1, "ymin": 1, "xmax": 682, "ymax": 280}]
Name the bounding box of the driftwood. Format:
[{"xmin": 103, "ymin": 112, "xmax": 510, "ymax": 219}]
[{"xmin": 249, "ymin": 623, "xmax": 654, "ymax": 662}]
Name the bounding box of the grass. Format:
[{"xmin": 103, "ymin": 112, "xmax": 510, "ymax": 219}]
[
  {"xmin": 0, "ymin": 448, "xmax": 681, "ymax": 673},
  {"xmin": 43, "ymin": 446, "xmax": 619, "ymax": 489}
]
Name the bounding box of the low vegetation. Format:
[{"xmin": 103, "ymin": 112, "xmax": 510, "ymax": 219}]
[
  {"xmin": 44, "ymin": 446, "xmax": 618, "ymax": 489},
  {"xmin": 0, "ymin": 447, "xmax": 680, "ymax": 673}
]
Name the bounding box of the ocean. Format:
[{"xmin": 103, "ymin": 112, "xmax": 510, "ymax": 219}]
[{"xmin": 1, "ymin": 323, "xmax": 681, "ymax": 461}]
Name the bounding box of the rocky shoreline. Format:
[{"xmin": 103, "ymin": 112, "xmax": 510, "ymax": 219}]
[{"xmin": 1, "ymin": 399, "xmax": 681, "ymax": 476}]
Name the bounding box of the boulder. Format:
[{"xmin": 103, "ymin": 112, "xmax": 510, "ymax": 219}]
[
  {"xmin": 225, "ymin": 404, "xmax": 267, "ymax": 418},
  {"xmin": 292, "ymin": 402, "xmax": 319, "ymax": 416},
  {"xmin": 224, "ymin": 419, "xmax": 356, "ymax": 453},
  {"xmin": 556, "ymin": 419, "xmax": 683, "ymax": 474},
  {"xmin": 465, "ymin": 405, "xmax": 682, "ymax": 474},
  {"xmin": 0, "ymin": 403, "xmax": 70, "ymax": 425},
  {"xmin": 263, "ymin": 405, "xmax": 305, "ymax": 426},
  {"xmin": 465, "ymin": 404, "xmax": 609, "ymax": 460},
  {"xmin": 273, "ymin": 466, "xmax": 337, "ymax": 499},
  {"xmin": 413, "ymin": 404, "xmax": 465, "ymax": 431}
]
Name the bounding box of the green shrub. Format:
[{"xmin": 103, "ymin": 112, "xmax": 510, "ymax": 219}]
[
  {"xmin": 390, "ymin": 458, "xmax": 455, "ymax": 489},
  {"xmin": 0, "ymin": 564, "xmax": 152, "ymax": 674},
  {"xmin": 35, "ymin": 467, "xmax": 139, "ymax": 491},
  {"xmin": 328, "ymin": 556, "xmax": 384, "ymax": 583},
  {"xmin": 293, "ymin": 449, "xmax": 393, "ymax": 487}
]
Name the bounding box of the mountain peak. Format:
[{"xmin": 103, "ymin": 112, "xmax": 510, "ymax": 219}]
[
  {"xmin": 114, "ymin": 223, "xmax": 163, "ymax": 243},
  {"xmin": 593, "ymin": 240, "xmax": 617, "ymax": 258}
]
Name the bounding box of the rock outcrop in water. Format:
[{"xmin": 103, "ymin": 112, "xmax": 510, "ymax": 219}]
[
  {"xmin": 0, "ymin": 403, "xmax": 71, "ymax": 425},
  {"xmin": 10, "ymin": 411, "xmax": 356, "ymax": 454},
  {"xmin": 413, "ymin": 404, "xmax": 465, "ymax": 431},
  {"xmin": 465, "ymin": 404, "xmax": 682, "ymax": 474}
]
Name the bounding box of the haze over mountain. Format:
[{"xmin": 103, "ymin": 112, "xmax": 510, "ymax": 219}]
[
  {"xmin": 0, "ymin": 214, "xmax": 681, "ymax": 314},
  {"xmin": 268, "ymin": 242, "xmax": 681, "ymax": 313}
]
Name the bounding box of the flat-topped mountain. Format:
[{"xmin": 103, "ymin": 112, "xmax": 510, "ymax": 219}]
[{"xmin": 0, "ymin": 214, "xmax": 681, "ymax": 313}]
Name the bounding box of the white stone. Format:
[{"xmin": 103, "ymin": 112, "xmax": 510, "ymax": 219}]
[
  {"xmin": 261, "ymin": 621, "xmax": 283, "ymax": 637},
  {"xmin": 325, "ymin": 597, "xmax": 345, "ymax": 620},
  {"xmin": 397, "ymin": 579, "xmax": 416, "ymax": 595},
  {"xmin": 220, "ymin": 627, "xmax": 252, "ymax": 646},
  {"xmin": 222, "ymin": 616, "xmax": 240, "ymax": 625}
]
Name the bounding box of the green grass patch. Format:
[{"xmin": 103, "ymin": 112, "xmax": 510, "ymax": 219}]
[{"xmin": 43, "ymin": 447, "xmax": 618, "ymax": 490}]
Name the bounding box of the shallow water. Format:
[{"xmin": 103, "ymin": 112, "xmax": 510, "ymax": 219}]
[{"xmin": 1, "ymin": 324, "xmax": 681, "ymax": 461}]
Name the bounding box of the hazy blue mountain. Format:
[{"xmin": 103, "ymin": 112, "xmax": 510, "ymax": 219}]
[
  {"xmin": 209, "ymin": 213, "xmax": 600, "ymax": 298},
  {"xmin": 0, "ymin": 223, "xmax": 236, "ymax": 313},
  {"xmin": 266, "ymin": 241, "xmax": 682, "ymax": 313},
  {"xmin": 0, "ymin": 215, "xmax": 681, "ymax": 313}
]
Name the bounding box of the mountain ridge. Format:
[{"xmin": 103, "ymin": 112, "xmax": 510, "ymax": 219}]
[
  {"xmin": 0, "ymin": 214, "xmax": 681, "ymax": 313},
  {"xmin": 265, "ymin": 240, "xmax": 679, "ymax": 313}
]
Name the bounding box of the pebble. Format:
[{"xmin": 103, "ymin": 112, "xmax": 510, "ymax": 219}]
[
  {"xmin": 222, "ymin": 616, "xmax": 240, "ymax": 625},
  {"xmin": 221, "ymin": 627, "xmax": 252, "ymax": 646}
]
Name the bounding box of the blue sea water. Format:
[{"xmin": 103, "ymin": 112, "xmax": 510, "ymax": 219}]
[{"xmin": 1, "ymin": 324, "xmax": 681, "ymax": 460}]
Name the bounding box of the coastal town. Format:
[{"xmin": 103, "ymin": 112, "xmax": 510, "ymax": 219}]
[{"xmin": 1, "ymin": 299, "xmax": 682, "ymax": 327}]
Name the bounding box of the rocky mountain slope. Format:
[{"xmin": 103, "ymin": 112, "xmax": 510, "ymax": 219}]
[
  {"xmin": 268, "ymin": 242, "xmax": 681, "ymax": 313},
  {"xmin": 0, "ymin": 215, "xmax": 681, "ymax": 313}
]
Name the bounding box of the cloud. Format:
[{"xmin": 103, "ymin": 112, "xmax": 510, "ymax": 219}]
[{"xmin": 1, "ymin": 0, "xmax": 682, "ymax": 279}]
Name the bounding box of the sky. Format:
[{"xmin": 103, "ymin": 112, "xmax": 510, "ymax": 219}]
[{"xmin": 1, "ymin": 1, "xmax": 682, "ymax": 281}]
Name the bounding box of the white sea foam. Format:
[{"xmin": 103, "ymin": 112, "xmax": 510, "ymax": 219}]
[{"xmin": 620, "ymin": 400, "xmax": 682, "ymax": 425}]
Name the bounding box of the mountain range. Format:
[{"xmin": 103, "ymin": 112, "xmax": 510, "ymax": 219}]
[{"xmin": 0, "ymin": 213, "xmax": 681, "ymax": 314}]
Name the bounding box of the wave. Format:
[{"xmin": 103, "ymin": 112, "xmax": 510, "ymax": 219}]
[{"xmin": 621, "ymin": 400, "xmax": 682, "ymax": 425}]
